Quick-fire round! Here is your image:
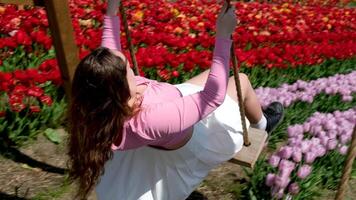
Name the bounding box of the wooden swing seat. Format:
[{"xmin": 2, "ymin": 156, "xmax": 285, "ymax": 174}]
[{"xmin": 229, "ymin": 127, "xmax": 268, "ymax": 168}]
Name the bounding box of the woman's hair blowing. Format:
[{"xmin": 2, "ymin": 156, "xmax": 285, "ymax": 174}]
[{"xmin": 68, "ymin": 47, "xmax": 133, "ymax": 199}]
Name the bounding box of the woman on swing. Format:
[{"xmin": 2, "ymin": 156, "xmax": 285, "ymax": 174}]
[{"xmin": 68, "ymin": 0, "xmax": 284, "ymax": 199}]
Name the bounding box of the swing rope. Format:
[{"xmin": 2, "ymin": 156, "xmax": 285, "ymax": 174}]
[
  {"xmin": 231, "ymin": 40, "xmax": 250, "ymax": 146},
  {"xmin": 225, "ymin": 0, "xmax": 250, "ymax": 146},
  {"xmin": 119, "ymin": 2, "xmax": 140, "ymax": 76}
]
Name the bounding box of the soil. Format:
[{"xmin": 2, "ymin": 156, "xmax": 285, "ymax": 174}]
[{"xmin": 0, "ymin": 129, "xmax": 355, "ymax": 200}]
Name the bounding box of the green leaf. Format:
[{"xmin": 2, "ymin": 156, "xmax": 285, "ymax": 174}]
[{"xmin": 44, "ymin": 128, "xmax": 61, "ymax": 144}]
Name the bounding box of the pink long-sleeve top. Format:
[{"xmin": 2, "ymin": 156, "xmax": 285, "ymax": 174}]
[{"xmin": 101, "ymin": 15, "xmax": 232, "ymax": 150}]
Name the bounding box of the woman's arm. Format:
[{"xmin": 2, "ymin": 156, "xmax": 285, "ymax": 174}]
[
  {"xmin": 119, "ymin": 1, "xmax": 237, "ymax": 149},
  {"xmin": 128, "ymin": 37, "xmax": 232, "ymax": 147},
  {"xmin": 101, "ymin": 0, "xmax": 122, "ymax": 52},
  {"xmin": 127, "ymin": 3, "xmax": 237, "ymax": 148}
]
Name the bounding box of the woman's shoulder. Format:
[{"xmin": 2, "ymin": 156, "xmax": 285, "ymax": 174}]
[{"xmin": 135, "ymin": 76, "xmax": 156, "ymax": 85}]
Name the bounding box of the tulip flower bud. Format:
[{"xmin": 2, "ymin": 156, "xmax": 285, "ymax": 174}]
[
  {"xmin": 315, "ymin": 145, "xmax": 326, "ymax": 157},
  {"xmin": 297, "ymin": 164, "xmax": 312, "ymax": 179},
  {"xmin": 272, "ymin": 187, "xmax": 285, "ymax": 200},
  {"xmin": 288, "ymin": 182, "xmax": 300, "ymax": 195},
  {"xmin": 292, "ymin": 149, "xmax": 302, "ymax": 163},
  {"xmin": 326, "ymin": 139, "xmax": 338, "ymax": 150},
  {"xmin": 278, "ymin": 146, "xmax": 293, "ymax": 159},
  {"xmin": 304, "ymin": 152, "xmax": 316, "ymax": 164},
  {"xmin": 301, "ymin": 140, "xmax": 311, "ymax": 153},
  {"xmin": 265, "ymin": 173, "xmax": 275, "ymax": 187},
  {"xmin": 269, "ymin": 154, "xmax": 281, "ymax": 167},
  {"xmin": 339, "ymin": 134, "xmax": 350, "ymax": 144},
  {"xmin": 338, "ymin": 145, "xmax": 348, "ymax": 155}
]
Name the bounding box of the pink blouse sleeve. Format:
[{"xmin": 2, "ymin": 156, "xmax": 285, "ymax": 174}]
[
  {"xmin": 127, "ymin": 37, "xmax": 232, "ymax": 146},
  {"xmin": 101, "ymin": 15, "xmax": 122, "ymax": 51}
]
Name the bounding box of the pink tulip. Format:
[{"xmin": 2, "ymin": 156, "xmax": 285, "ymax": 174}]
[
  {"xmin": 327, "ymin": 139, "xmax": 338, "ymax": 150},
  {"xmin": 287, "ymin": 127, "xmax": 296, "ymax": 137},
  {"xmin": 301, "ymin": 140, "xmax": 311, "ymax": 153},
  {"xmin": 342, "ymin": 95, "xmax": 353, "ymax": 102},
  {"xmin": 312, "ymin": 125, "xmax": 323, "ymax": 133},
  {"xmin": 265, "ymin": 173, "xmax": 275, "ymax": 187},
  {"xmin": 339, "ymin": 134, "xmax": 350, "ymax": 144},
  {"xmin": 272, "ymin": 187, "xmax": 285, "ymax": 200},
  {"xmin": 315, "ymin": 145, "xmax": 326, "ymax": 157},
  {"xmin": 292, "ymin": 149, "xmax": 302, "ymax": 163},
  {"xmin": 311, "ymin": 138, "xmax": 321, "ymax": 146},
  {"xmin": 304, "ymin": 152, "xmax": 317, "ymax": 164},
  {"xmin": 278, "ymin": 146, "xmax": 293, "ymax": 159},
  {"xmin": 338, "ymin": 146, "xmax": 348, "ymax": 155},
  {"xmin": 288, "ymin": 182, "xmax": 300, "ymax": 195},
  {"xmin": 288, "ymin": 138, "xmax": 301, "ymax": 146},
  {"xmin": 269, "ymin": 154, "xmax": 281, "ymax": 167},
  {"xmin": 274, "ymin": 175, "xmax": 291, "ymax": 189},
  {"xmin": 279, "ymin": 159, "xmax": 295, "ymax": 171},
  {"xmin": 327, "ymin": 130, "xmax": 337, "ymax": 139},
  {"xmin": 297, "ymin": 165, "xmax": 312, "ymax": 179},
  {"xmin": 320, "ymin": 135, "xmax": 330, "ymax": 146},
  {"xmin": 303, "ymin": 123, "xmax": 311, "ymax": 132},
  {"xmin": 279, "ymin": 167, "xmax": 295, "ymax": 179}
]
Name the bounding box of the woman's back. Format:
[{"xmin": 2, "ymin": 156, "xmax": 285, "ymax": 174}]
[{"xmin": 111, "ymin": 75, "xmax": 192, "ymax": 150}]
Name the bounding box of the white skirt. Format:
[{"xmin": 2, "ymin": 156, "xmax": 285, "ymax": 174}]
[{"xmin": 96, "ymin": 83, "xmax": 248, "ymax": 200}]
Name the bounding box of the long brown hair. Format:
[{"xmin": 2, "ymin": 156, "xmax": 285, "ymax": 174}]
[{"xmin": 68, "ymin": 47, "xmax": 134, "ymax": 199}]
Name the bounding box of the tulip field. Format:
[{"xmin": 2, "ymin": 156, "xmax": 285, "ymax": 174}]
[{"xmin": 0, "ymin": 0, "xmax": 355, "ymax": 199}]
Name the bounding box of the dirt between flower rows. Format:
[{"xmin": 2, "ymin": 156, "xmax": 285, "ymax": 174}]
[{"xmin": 0, "ymin": 129, "xmax": 355, "ymax": 200}]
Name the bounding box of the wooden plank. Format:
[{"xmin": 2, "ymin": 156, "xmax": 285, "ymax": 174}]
[
  {"xmin": 229, "ymin": 127, "xmax": 268, "ymax": 168},
  {"xmin": 43, "ymin": 0, "xmax": 79, "ymax": 99},
  {"xmin": 0, "ymin": 0, "xmax": 44, "ymax": 6}
]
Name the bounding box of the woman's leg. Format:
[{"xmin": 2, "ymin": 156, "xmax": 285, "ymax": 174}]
[{"xmin": 185, "ymin": 71, "xmax": 263, "ymax": 124}]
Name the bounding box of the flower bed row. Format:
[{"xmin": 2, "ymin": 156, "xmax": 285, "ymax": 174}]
[
  {"xmin": 242, "ymin": 71, "xmax": 356, "ymax": 199},
  {"xmin": 266, "ymin": 108, "xmax": 355, "ymax": 199},
  {"xmin": 0, "ymin": 0, "xmax": 355, "ymax": 74},
  {"xmin": 256, "ymin": 71, "xmax": 356, "ymax": 107},
  {"xmin": 267, "ymin": 0, "xmax": 352, "ymax": 7}
]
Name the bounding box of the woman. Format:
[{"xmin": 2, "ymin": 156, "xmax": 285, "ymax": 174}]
[{"xmin": 68, "ymin": 0, "xmax": 284, "ymax": 199}]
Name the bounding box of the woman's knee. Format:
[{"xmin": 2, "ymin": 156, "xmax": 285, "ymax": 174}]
[
  {"xmin": 238, "ymin": 73, "xmax": 249, "ymax": 84},
  {"xmin": 228, "ymin": 73, "xmax": 250, "ymax": 101},
  {"xmin": 229, "ymin": 73, "xmax": 249, "ymax": 87}
]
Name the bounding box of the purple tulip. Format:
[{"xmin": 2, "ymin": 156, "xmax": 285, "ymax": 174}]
[
  {"xmin": 279, "ymin": 159, "xmax": 295, "ymax": 170},
  {"xmin": 339, "ymin": 134, "xmax": 350, "ymax": 144},
  {"xmin": 325, "ymin": 121, "xmax": 337, "ymax": 131},
  {"xmin": 301, "ymin": 140, "xmax": 311, "ymax": 153},
  {"xmin": 342, "ymin": 95, "xmax": 353, "ymax": 102},
  {"xmin": 338, "ymin": 145, "xmax": 348, "ymax": 155},
  {"xmin": 288, "ymin": 182, "xmax": 300, "ymax": 195},
  {"xmin": 297, "ymin": 165, "xmax": 312, "ymax": 179},
  {"xmin": 327, "ymin": 130, "xmax": 337, "ymax": 139},
  {"xmin": 265, "ymin": 173, "xmax": 275, "ymax": 187},
  {"xmin": 327, "ymin": 139, "xmax": 338, "ymax": 150},
  {"xmin": 274, "ymin": 175, "xmax": 291, "ymax": 188},
  {"xmin": 272, "ymin": 187, "xmax": 285, "ymax": 200},
  {"xmin": 288, "ymin": 138, "xmax": 301, "ymax": 146},
  {"xmin": 292, "ymin": 149, "xmax": 302, "ymax": 163},
  {"xmin": 269, "ymin": 154, "xmax": 281, "ymax": 167},
  {"xmin": 304, "ymin": 152, "xmax": 317, "ymax": 164},
  {"xmin": 279, "ymin": 167, "xmax": 295, "ymax": 179},
  {"xmin": 278, "ymin": 146, "xmax": 293, "ymax": 159},
  {"xmin": 320, "ymin": 135, "xmax": 330, "ymax": 146},
  {"xmin": 303, "ymin": 123, "xmax": 311, "ymax": 132},
  {"xmin": 311, "ymin": 137, "xmax": 321, "ymax": 146},
  {"xmin": 312, "ymin": 125, "xmax": 323, "ymax": 133},
  {"xmin": 317, "ymin": 131, "xmax": 326, "ymax": 138},
  {"xmin": 315, "ymin": 145, "xmax": 326, "ymax": 157}
]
